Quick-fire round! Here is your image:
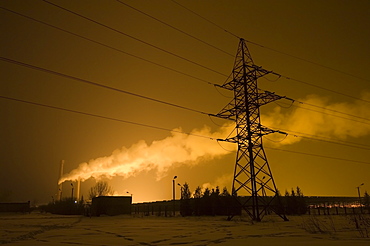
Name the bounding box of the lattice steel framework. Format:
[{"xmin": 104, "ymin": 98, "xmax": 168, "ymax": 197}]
[{"xmin": 216, "ymin": 39, "xmax": 288, "ymax": 221}]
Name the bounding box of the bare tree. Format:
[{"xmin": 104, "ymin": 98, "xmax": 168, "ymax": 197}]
[{"xmin": 89, "ymin": 181, "xmax": 113, "ymax": 199}]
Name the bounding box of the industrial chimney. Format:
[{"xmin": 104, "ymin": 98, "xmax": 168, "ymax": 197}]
[
  {"xmin": 76, "ymin": 178, "xmax": 81, "ymax": 201},
  {"xmin": 57, "ymin": 160, "xmax": 64, "ymax": 201}
]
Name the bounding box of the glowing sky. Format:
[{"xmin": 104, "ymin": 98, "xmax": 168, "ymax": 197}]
[{"xmin": 1, "ymin": 0, "xmax": 369, "ymax": 204}]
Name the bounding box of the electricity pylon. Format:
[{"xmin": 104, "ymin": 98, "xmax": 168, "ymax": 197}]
[{"xmin": 215, "ymin": 38, "xmax": 289, "ymax": 222}]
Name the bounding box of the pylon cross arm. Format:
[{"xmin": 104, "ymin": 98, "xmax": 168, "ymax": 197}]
[{"xmin": 257, "ymin": 91, "xmax": 283, "ymax": 105}]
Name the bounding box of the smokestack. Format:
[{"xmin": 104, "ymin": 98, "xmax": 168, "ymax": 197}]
[
  {"xmin": 76, "ymin": 178, "xmax": 81, "ymax": 201},
  {"xmin": 57, "ymin": 160, "xmax": 64, "ymax": 201}
]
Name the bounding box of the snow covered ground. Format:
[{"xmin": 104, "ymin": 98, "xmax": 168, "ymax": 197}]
[{"xmin": 1, "ymin": 212, "xmax": 369, "ymax": 245}]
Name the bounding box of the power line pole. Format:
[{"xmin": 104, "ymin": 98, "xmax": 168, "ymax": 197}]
[{"xmin": 215, "ymin": 38, "xmax": 289, "ymax": 222}]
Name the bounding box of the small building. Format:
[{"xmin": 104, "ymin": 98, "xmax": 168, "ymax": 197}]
[
  {"xmin": 91, "ymin": 196, "xmax": 132, "ymax": 216},
  {"xmin": 0, "ymin": 201, "xmax": 30, "ymax": 213}
]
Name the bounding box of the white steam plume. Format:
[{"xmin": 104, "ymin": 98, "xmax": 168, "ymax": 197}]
[
  {"xmin": 261, "ymin": 93, "xmax": 370, "ymax": 145},
  {"xmin": 60, "ymin": 93, "xmax": 370, "ymax": 184},
  {"xmin": 201, "ymin": 173, "xmax": 233, "ymax": 190},
  {"xmin": 59, "ymin": 124, "xmax": 234, "ymax": 184}
]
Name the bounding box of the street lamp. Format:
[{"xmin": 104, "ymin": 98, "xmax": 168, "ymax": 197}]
[
  {"xmin": 173, "ymin": 176, "xmax": 177, "ymax": 216},
  {"xmin": 71, "ymin": 183, "xmax": 74, "ymax": 199}
]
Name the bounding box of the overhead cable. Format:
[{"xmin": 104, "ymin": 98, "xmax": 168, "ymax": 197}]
[
  {"xmin": 115, "ymin": 0, "xmax": 234, "ymax": 57},
  {"xmin": 4, "ymin": 5, "xmax": 366, "ymax": 104},
  {"xmin": 41, "ymin": 0, "xmax": 228, "ymax": 77},
  {"xmin": 2, "ymin": 94, "xmax": 368, "ymax": 166},
  {"xmin": 264, "ymin": 126, "xmax": 370, "ymax": 150},
  {"xmin": 288, "ymin": 102, "xmax": 370, "ymax": 126},
  {"xmin": 172, "ymin": 0, "xmax": 370, "ymax": 83},
  {"xmin": 2, "ymin": 6, "xmax": 368, "ymax": 121},
  {"xmin": 170, "ymin": 0, "xmax": 240, "ymax": 39},
  {"xmin": 293, "ymin": 134, "xmax": 370, "ymax": 151},
  {"xmin": 0, "ymin": 56, "xmax": 209, "ymax": 116},
  {"xmin": 293, "ymin": 100, "xmax": 370, "ymax": 122},
  {"xmin": 266, "ymin": 147, "xmax": 370, "ymax": 165},
  {"xmin": 0, "ymin": 95, "xmax": 216, "ymax": 140},
  {"xmin": 0, "ymin": 6, "xmax": 216, "ymax": 86},
  {"xmin": 281, "ymin": 76, "xmax": 370, "ymax": 104}
]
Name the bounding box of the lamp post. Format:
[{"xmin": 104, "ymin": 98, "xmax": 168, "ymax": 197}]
[
  {"xmin": 173, "ymin": 176, "xmax": 177, "ymax": 216},
  {"xmin": 71, "ymin": 183, "xmax": 74, "ymax": 200}
]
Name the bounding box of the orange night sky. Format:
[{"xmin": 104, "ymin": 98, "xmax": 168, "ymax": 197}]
[{"xmin": 1, "ymin": 0, "xmax": 369, "ymax": 204}]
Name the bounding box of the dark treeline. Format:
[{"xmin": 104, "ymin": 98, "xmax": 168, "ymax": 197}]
[
  {"xmin": 178, "ymin": 183, "xmax": 241, "ymax": 216},
  {"xmin": 364, "ymin": 192, "xmax": 370, "ymax": 211},
  {"xmin": 177, "ymin": 184, "xmax": 310, "ymax": 217},
  {"xmin": 279, "ymin": 186, "xmax": 308, "ymax": 215}
]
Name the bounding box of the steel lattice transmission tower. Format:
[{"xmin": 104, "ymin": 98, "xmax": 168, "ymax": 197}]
[{"xmin": 215, "ymin": 38, "xmax": 289, "ymax": 221}]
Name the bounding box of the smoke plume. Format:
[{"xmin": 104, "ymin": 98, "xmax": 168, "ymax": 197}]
[
  {"xmin": 60, "ymin": 93, "xmax": 369, "ymax": 184},
  {"xmin": 59, "ymin": 125, "xmax": 233, "ymax": 184},
  {"xmin": 261, "ymin": 93, "xmax": 370, "ymax": 145}
]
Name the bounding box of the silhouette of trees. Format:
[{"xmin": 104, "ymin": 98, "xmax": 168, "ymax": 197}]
[
  {"xmin": 221, "ymin": 186, "xmax": 230, "ymax": 196},
  {"xmin": 179, "ymin": 182, "xmax": 192, "ymax": 216},
  {"xmin": 180, "ymin": 182, "xmax": 191, "ymax": 199},
  {"xmin": 88, "ymin": 181, "xmax": 113, "ymax": 199},
  {"xmin": 178, "ymin": 183, "xmax": 240, "ymax": 216},
  {"xmin": 363, "ymin": 191, "xmax": 370, "ymax": 212},
  {"xmin": 193, "ymin": 186, "xmax": 202, "ymax": 198},
  {"xmin": 283, "ymin": 186, "xmax": 308, "ymax": 215},
  {"xmin": 193, "ymin": 186, "xmax": 202, "ymax": 216}
]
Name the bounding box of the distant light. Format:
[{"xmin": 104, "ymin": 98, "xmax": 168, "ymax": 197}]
[{"xmin": 74, "ymin": 201, "xmax": 77, "ymax": 204}]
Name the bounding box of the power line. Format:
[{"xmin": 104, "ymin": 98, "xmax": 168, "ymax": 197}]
[
  {"xmin": 267, "ymin": 129, "xmax": 370, "ymax": 151},
  {"xmin": 41, "ymin": 0, "xmax": 228, "ymax": 78},
  {"xmin": 293, "ymin": 100, "xmax": 370, "ymax": 122},
  {"xmin": 2, "ymin": 93, "xmax": 368, "ymax": 167},
  {"xmin": 171, "ymin": 0, "xmax": 370, "ymax": 83},
  {"xmin": 4, "ymin": 4, "xmax": 367, "ymax": 106},
  {"xmin": 284, "ymin": 100, "xmax": 370, "ymax": 126},
  {"xmin": 115, "ymin": 0, "xmax": 234, "ymax": 57},
  {"xmin": 0, "ymin": 95, "xmax": 216, "ymax": 141},
  {"xmin": 294, "ymin": 134, "xmax": 370, "ymax": 151},
  {"xmin": 280, "ymin": 75, "xmax": 370, "ymax": 104},
  {"xmin": 246, "ymin": 41, "xmax": 370, "ymax": 83},
  {"xmin": 0, "ymin": 56, "xmax": 210, "ymax": 116},
  {"xmin": 170, "ymin": 0, "xmax": 240, "ymax": 39},
  {"xmin": 264, "ymin": 125, "xmax": 370, "ymax": 149},
  {"xmin": 265, "ymin": 146, "xmax": 370, "ymax": 165},
  {"xmin": 2, "ymin": 6, "xmax": 368, "ymax": 124},
  {"xmin": 0, "ymin": 6, "xmax": 217, "ymax": 87}
]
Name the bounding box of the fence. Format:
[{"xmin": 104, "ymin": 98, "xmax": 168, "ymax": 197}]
[
  {"xmin": 308, "ymin": 206, "xmax": 369, "ymax": 216},
  {"xmin": 132, "ymin": 200, "xmax": 179, "ymax": 217}
]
